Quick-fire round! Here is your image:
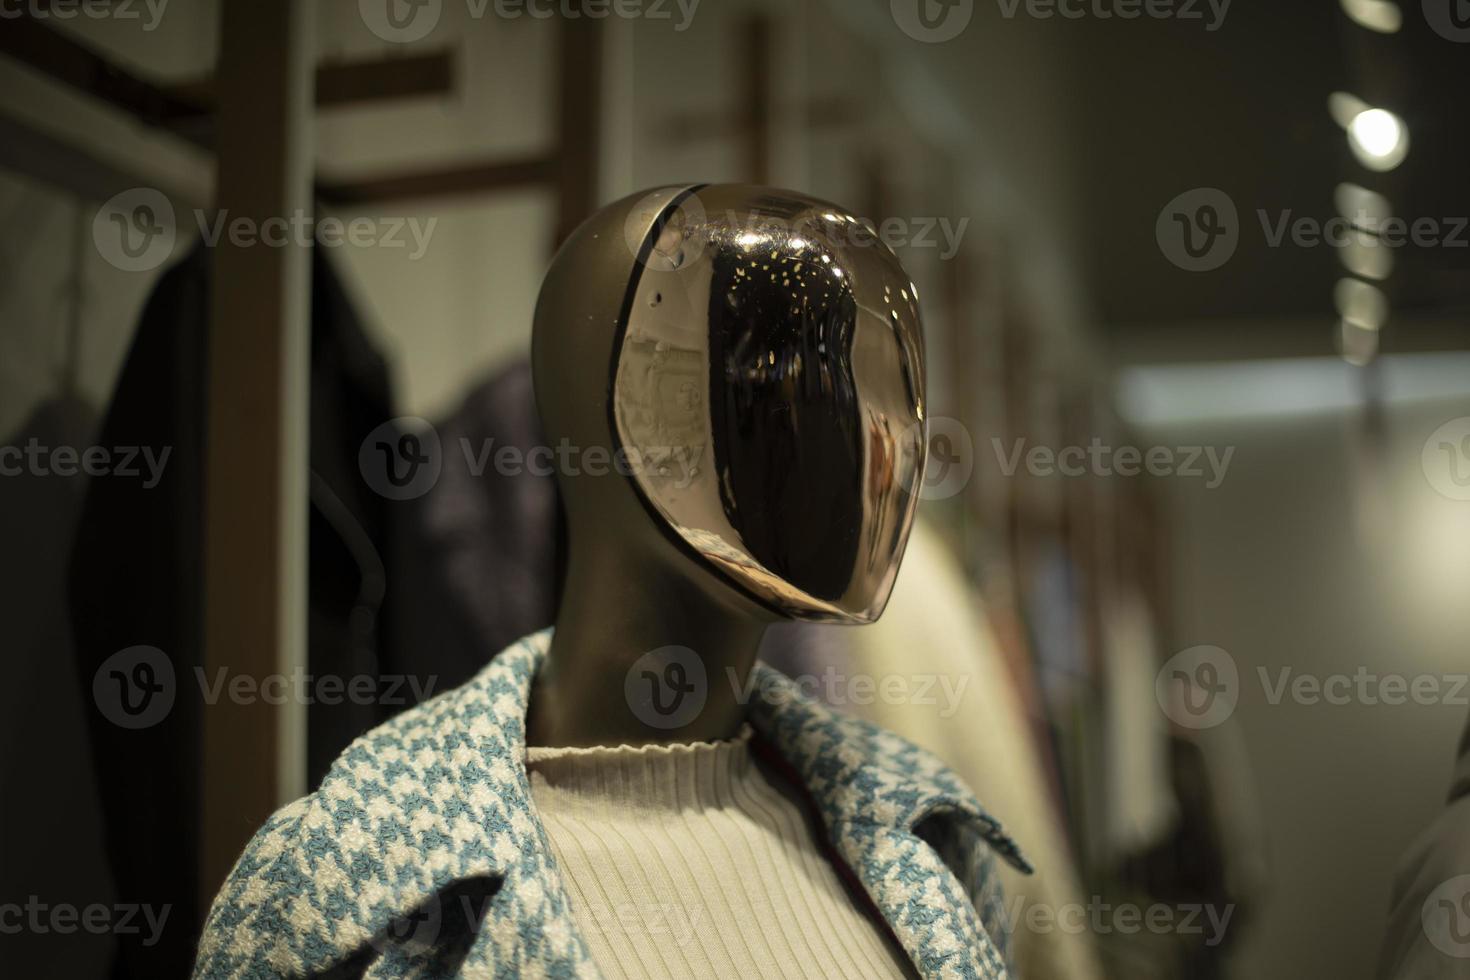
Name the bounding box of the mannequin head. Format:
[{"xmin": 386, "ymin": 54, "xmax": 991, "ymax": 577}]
[{"xmin": 532, "ymin": 184, "xmax": 927, "ymax": 628}]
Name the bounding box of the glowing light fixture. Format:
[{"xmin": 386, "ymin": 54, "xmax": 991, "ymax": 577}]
[
  {"xmin": 1338, "ymin": 319, "xmax": 1379, "ymax": 366},
  {"xmin": 1349, "ymin": 108, "xmax": 1405, "ymax": 163},
  {"xmin": 1335, "ymin": 277, "xmax": 1388, "ymax": 331},
  {"xmin": 1339, "ymin": 0, "xmax": 1402, "ymax": 33}
]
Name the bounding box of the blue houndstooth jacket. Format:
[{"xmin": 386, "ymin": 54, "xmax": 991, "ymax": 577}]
[{"xmin": 194, "ymin": 630, "xmax": 1029, "ymax": 979}]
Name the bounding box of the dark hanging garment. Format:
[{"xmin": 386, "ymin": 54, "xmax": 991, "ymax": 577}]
[
  {"xmin": 67, "ymin": 244, "xmax": 397, "ymax": 980},
  {"xmin": 0, "ymin": 397, "xmax": 114, "ymax": 978},
  {"xmin": 1377, "ymin": 712, "xmax": 1470, "ymax": 979},
  {"xmin": 386, "ymin": 360, "xmax": 565, "ymax": 697}
]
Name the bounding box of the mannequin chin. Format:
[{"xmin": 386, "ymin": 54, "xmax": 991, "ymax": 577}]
[{"xmin": 527, "ymin": 184, "xmax": 928, "ymax": 748}]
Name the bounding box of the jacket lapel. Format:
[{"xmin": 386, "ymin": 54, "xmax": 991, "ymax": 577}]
[{"xmin": 741, "ymin": 663, "xmax": 1030, "ymax": 980}]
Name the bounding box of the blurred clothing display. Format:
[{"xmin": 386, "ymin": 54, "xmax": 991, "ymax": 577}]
[
  {"xmin": 1026, "ymin": 542, "xmax": 1091, "ymax": 712},
  {"xmin": 67, "ymin": 246, "xmax": 397, "ymax": 980},
  {"xmin": 761, "ymin": 519, "xmax": 1107, "ymax": 980},
  {"xmin": 1100, "ymin": 586, "xmax": 1177, "ymax": 860},
  {"xmin": 1113, "ymin": 726, "xmax": 1264, "ymax": 979},
  {"xmin": 1378, "ymin": 712, "xmax": 1470, "ymax": 979}
]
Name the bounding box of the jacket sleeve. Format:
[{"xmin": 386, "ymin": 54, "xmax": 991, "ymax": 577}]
[{"xmin": 193, "ymin": 797, "xmax": 321, "ymax": 979}]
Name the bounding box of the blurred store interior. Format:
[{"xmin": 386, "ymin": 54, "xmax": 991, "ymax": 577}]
[{"xmin": 2, "ymin": 1, "xmax": 1469, "ymax": 978}]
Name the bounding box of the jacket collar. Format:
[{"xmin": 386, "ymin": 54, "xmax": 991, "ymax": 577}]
[{"xmin": 302, "ymin": 630, "xmax": 1027, "ymax": 979}]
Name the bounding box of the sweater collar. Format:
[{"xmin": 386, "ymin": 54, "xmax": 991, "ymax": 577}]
[{"xmin": 318, "ymin": 629, "xmax": 1026, "ymax": 980}]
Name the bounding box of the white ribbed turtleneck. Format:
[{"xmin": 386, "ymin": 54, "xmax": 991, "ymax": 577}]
[{"xmin": 525, "ymin": 726, "xmax": 916, "ymax": 979}]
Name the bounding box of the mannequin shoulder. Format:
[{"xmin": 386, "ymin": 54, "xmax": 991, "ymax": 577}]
[{"xmin": 194, "ymin": 669, "xmax": 529, "ymax": 977}]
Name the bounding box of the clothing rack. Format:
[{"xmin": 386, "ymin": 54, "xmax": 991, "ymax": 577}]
[{"xmin": 0, "ymin": 3, "xmax": 604, "ymax": 908}]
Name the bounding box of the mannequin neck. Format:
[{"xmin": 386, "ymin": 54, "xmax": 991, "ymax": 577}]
[{"xmin": 527, "ymin": 536, "xmax": 770, "ymax": 748}]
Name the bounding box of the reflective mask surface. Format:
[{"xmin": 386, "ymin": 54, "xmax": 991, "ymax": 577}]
[{"xmin": 612, "ymin": 185, "xmax": 927, "ymax": 623}]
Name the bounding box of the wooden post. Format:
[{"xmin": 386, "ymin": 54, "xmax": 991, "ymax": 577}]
[
  {"xmin": 742, "ymin": 15, "xmax": 770, "ymax": 185},
  {"xmin": 555, "ymin": 16, "xmax": 602, "ymax": 247},
  {"xmin": 200, "ymin": 0, "xmax": 313, "ymax": 907}
]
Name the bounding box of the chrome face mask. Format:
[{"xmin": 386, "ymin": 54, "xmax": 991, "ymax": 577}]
[{"xmin": 610, "ymin": 184, "xmax": 927, "ymax": 623}]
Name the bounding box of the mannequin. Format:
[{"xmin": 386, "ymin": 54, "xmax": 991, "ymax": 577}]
[
  {"xmin": 194, "ymin": 185, "xmax": 1026, "ymax": 980},
  {"xmin": 527, "ymin": 184, "xmax": 927, "ymax": 748}
]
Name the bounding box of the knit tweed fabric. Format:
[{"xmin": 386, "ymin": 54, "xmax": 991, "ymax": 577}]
[{"xmin": 194, "ymin": 630, "xmax": 1030, "ymax": 979}]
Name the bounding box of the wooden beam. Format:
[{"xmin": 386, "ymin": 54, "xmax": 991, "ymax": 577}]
[
  {"xmin": 1, "ymin": 18, "xmax": 456, "ymax": 158},
  {"xmin": 0, "ymin": 111, "xmax": 197, "ymax": 206},
  {"xmin": 0, "ymin": 19, "xmax": 551, "ymax": 208},
  {"xmin": 165, "ymin": 48, "xmax": 457, "ymax": 113},
  {"xmin": 317, "ymin": 154, "xmax": 554, "ymax": 206},
  {"xmin": 0, "ymin": 15, "xmax": 208, "ymax": 129},
  {"xmin": 200, "ymin": 0, "xmax": 313, "ymax": 909},
  {"xmin": 652, "ymin": 96, "xmax": 861, "ymax": 144}
]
